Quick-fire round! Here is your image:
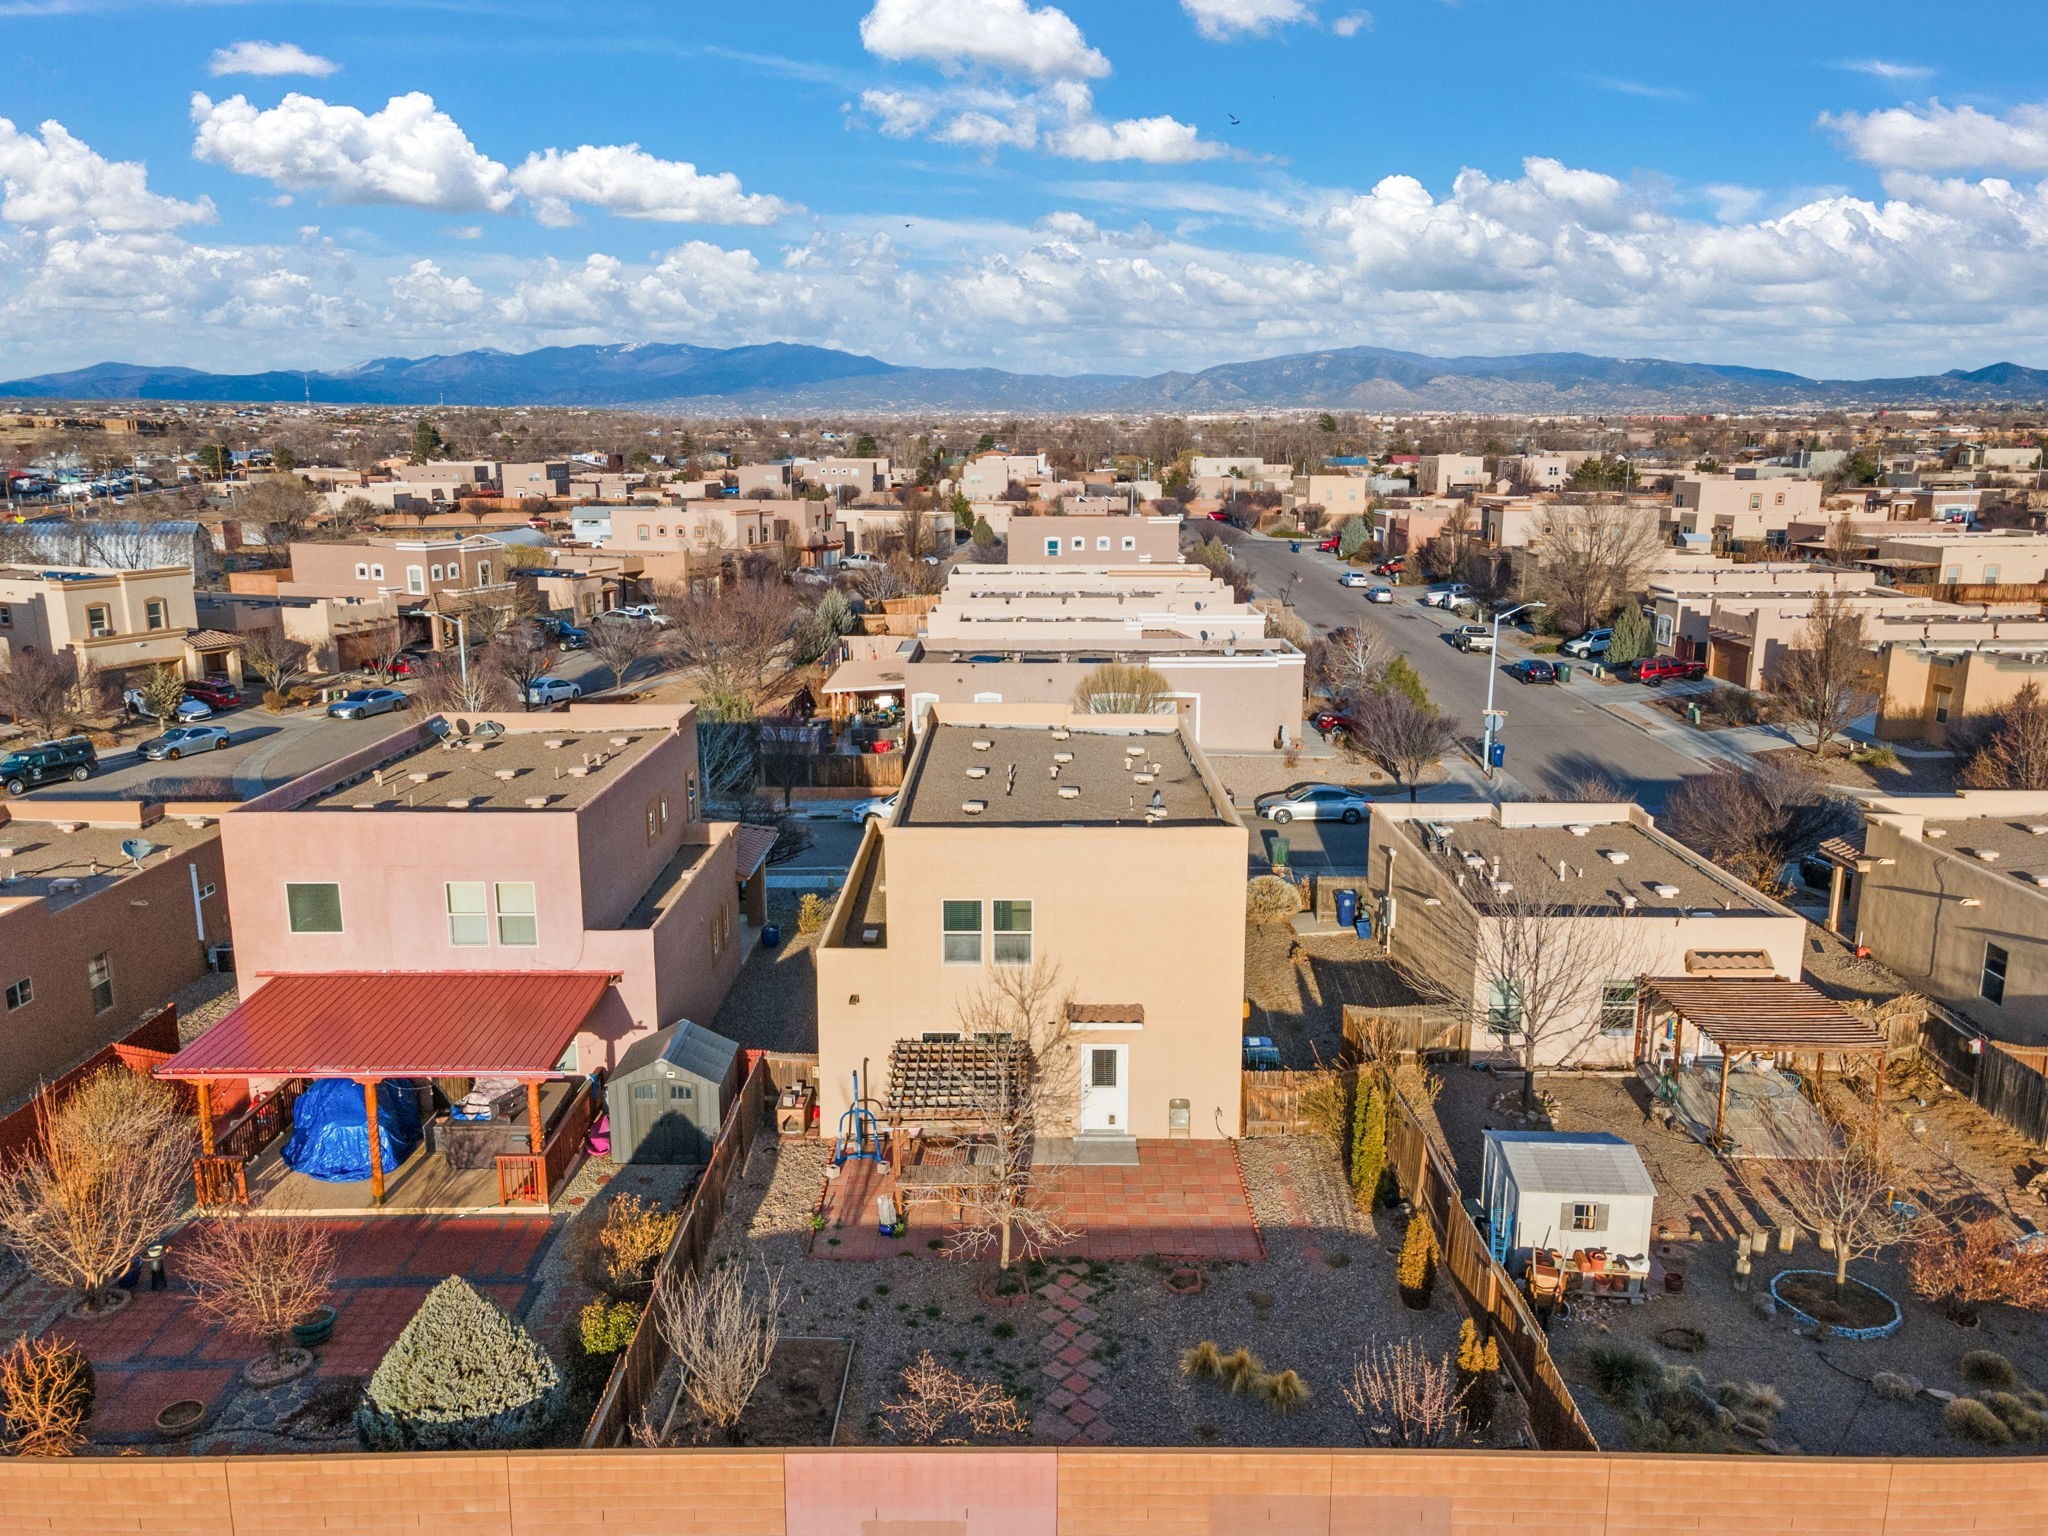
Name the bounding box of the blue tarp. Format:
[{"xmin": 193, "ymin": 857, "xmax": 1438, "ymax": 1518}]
[{"xmin": 281, "ymin": 1078, "xmax": 423, "ymax": 1183}]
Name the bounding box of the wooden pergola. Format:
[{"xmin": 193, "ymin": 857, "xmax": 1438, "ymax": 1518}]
[{"xmin": 1634, "ymin": 976, "xmax": 1888, "ymax": 1147}]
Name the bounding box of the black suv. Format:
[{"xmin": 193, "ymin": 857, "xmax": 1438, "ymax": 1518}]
[{"xmin": 0, "ymin": 736, "xmax": 98, "ymax": 794}]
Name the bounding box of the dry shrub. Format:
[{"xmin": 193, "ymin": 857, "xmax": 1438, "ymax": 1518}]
[
  {"xmin": 1960, "ymin": 1350, "xmax": 2020, "ymax": 1390},
  {"xmin": 1294, "ymin": 1070, "xmax": 1351, "ymax": 1149},
  {"xmin": 1585, "ymin": 1342, "xmax": 1660, "ymax": 1408},
  {"xmin": 1179, "ymin": 1340, "xmax": 1222, "ymax": 1380},
  {"xmin": 1245, "ymin": 875, "xmax": 1303, "ymax": 923},
  {"xmin": 796, "ymin": 892, "xmax": 835, "ymax": 935},
  {"xmin": 184, "ymin": 1218, "xmax": 337, "ymax": 1365},
  {"xmin": 1713, "ymin": 1380, "xmax": 1785, "ymax": 1417},
  {"xmin": 0, "ymin": 1337, "xmax": 93, "ymax": 1456},
  {"xmin": 880, "ymin": 1351, "xmax": 1027, "ymax": 1444},
  {"xmin": 1909, "ymin": 1219, "xmax": 2048, "ymax": 1314},
  {"xmin": 1870, "ymin": 1371, "xmax": 1920, "ymax": 1402},
  {"xmin": 1344, "ymin": 1339, "xmax": 1464, "ymax": 1448},
  {"xmin": 1219, "ymin": 1347, "xmax": 1263, "ymax": 1394},
  {"xmin": 596, "ymin": 1195, "xmax": 679, "ymax": 1300},
  {"xmin": 1981, "ymin": 1391, "xmax": 2046, "ymax": 1441},
  {"xmin": 1946, "ymin": 1396, "xmax": 2014, "ymax": 1445},
  {"xmin": 1257, "ymin": 1368, "xmax": 1310, "ymax": 1415},
  {"xmin": 652, "ymin": 1258, "xmax": 782, "ymax": 1441}
]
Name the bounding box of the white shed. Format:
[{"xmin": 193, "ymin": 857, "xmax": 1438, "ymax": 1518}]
[{"xmin": 1479, "ymin": 1131, "xmax": 1655, "ymax": 1274}]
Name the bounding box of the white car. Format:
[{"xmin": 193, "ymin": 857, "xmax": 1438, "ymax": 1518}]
[
  {"xmin": 840, "ymin": 553, "xmax": 878, "ymax": 569},
  {"xmin": 525, "ymin": 677, "xmax": 583, "ymax": 706},
  {"xmin": 1365, "ymin": 586, "xmax": 1394, "ymax": 604},
  {"xmin": 1561, "ymin": 627, "xmax": 1613, "ymax": 659},
  {"xmin": 850, "ymin": 794, "xmax": 898, "ymax": 825},
  {"xmin": 610, "ymin": 604, "xmax": 671, "ymax": 627},
  {"xmin": 1419, "ymin": 584, "xmax": 1474, "ymax": 609},
  {"xmin": 124, "ymin": 689, "xmax": 213, "ymax": 722},
  {"xmin": 1339, "ymin": 571, "xmax": 1372, "ymax": 588}
]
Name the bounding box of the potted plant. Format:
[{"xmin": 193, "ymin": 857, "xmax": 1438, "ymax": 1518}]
[{"xmin": 183, "ymin": 1218, "xmax": 338, "ymax": 1386}]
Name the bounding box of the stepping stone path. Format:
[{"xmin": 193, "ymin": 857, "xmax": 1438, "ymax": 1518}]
[{"xmin": 1034, "ymin": 1264, "xmax": 1112, "ymax": 1444}]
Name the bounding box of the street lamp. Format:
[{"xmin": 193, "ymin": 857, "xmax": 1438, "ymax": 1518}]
[{"xmin": 1481, "ymin": 601, "xmax": 1544, "ymax": 779}]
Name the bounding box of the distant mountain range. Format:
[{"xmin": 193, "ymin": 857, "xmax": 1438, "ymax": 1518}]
[{"xmin": 4, "ymin": 341, "xmax": 2048, "ymax": 413}]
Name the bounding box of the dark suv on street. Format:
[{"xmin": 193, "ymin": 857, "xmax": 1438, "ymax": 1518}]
[{"xmin": 0, "ymin": 736, "xmax": 98, "ymax": 794}]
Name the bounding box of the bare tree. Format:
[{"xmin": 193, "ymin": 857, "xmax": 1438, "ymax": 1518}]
[
  {"xmin": 945, "ymin": 962, "xmax": 1081, "ymax": 1273},
  {"xmin": 0, "ymin": 1337, "xmax": 93, "ymax": 1456},
  {"xmin": 582, "ymin": 615, "xmax": 660, "ymax": 693},
  {"xmin": 1821, "ymin": 517, "xmax": 1866, "ymax": 567},
  {"xmin": 0, "ymin": 1068, "xmax": 195, "ymax": 1311},
  {"xmin": 444, "ymin": 590, "xmax": 525, "ymax": 650},
  {"xmin": 1348, "ymin": 690, "xmax": 1457, "ymax": 801},
  {"xmin": 1422, "ymin": 503, "xmax": 1477, "ymax": 582},
  {"xmin": 880, "ymin": 1352, "xmax": 1028, "ymax": 1444},
  {"xmin": 1770, "ymin": 593, "xmax": 1876, "ymax": 756},
  {"xmin": 318, "ymin": 494, "xmax": 385, "ymax": 539},
  {"xmin": 1072, "ymin": 662, "xmax": 1175, "ymax": 715},
  {"xmin": 408, "ymin": 648, "xmax": 512, "ymax": 713},
  {"xmin": 894, "ymin": 502, "xmax": 944, "ymax": 564},
  {"xmin": 495, "ymin": 627, "xmax": 560, "ymax": 710},
  {"xmin": 1316, "ymin": 625, "xmax": 1391, "ymax": 705},
  {"xmin": 652, "ymin": 1259, "xmax": 783, "ymax": 1442},
  {"xmin": 1343, "ymin": 1340, "xmax": 1466, "ymax": 1448},
  {"xmin": 1960, "ymin": 681, "xmax": 2048, "ymax": 790},
  {"xmin": 1527, "ymin": 503, "xmax": 1664, "ymax": 637},
  {"xmin": 239, "ymin": 474, "xmax": 320, "ymax": 548},
  {"xmin": 1659, "ymin": 763, "xmax": 1854, "ymax": 894},
  {"xmin": 240, "ymin": 630, "xmax": 311, "ymax": 699},
  {"xmin": 0, "ymin": 647, "xmax": 85, "ymax": 739},
  {"xmin": 660, "ymin": 579, "xmax": 795, "ymax": 706},
  {"xmin": 183, "ymin": 1217, "xmax": 338, "ymax": 1367},
  {"xmin": 1757, "ymin": 1105, "xmax": 1929, "ymax": 1293}
]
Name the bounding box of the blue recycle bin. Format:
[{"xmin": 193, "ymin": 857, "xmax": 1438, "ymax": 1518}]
[{"xmin": 1334, "ymin": 888, "xmax": 1359, "ymax": 928}]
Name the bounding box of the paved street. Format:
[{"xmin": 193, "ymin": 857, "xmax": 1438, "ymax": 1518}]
[{"xmin": 1213, "ymin": 527, "xmax": 1722, "ymax": 811}]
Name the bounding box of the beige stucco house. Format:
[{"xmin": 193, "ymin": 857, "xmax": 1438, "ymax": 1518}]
[
  {"xmin": 0, "ymin": 564, "xmax": 213, "ymax": 687},
  {"xmin": 815, "ymin": 705, "xmax": 1247, "ymax": 1144}
]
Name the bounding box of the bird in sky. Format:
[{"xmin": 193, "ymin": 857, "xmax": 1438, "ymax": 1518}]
[{"xmin": 1228, "ymin": 113, "xmax": 1241, "ymax": 125}]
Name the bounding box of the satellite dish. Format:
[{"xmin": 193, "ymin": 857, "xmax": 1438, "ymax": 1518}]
[
  {"xmin": 119, "ymin": 838, "xmax": 151, "ymax": 870},
  {"xmin": 474, "ymin": 721, "xmax": 506, "ymax": 740},
  {"xmin": 425, "ymin": 718, "xmax": 452, "ymax": 739}
]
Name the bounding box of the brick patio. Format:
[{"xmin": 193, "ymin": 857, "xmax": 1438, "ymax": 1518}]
[
  {"xmin": 21, "ymin": 1214, "xmax": 554, "ymax": 1449},
  {"xmin": 811, "ymin": 1141, "xmax": 1263, "ymax": 1262}
]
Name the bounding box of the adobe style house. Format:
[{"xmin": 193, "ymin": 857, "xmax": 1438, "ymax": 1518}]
[
  {"xmin": 1004, "ymin": 514, "xmax": 1182, "ymax": 566},
  {"xmin": 0, "ymin": 799, "xmax": 229, "ymax": 1113},
  {"xmin": 213, "ymin": 700, "xmax": 769, "ymax": 1079},
  {"xmin": 0, "ymin": 564, "xmax": 240, "ymax": 689},
  {"xmin": 815, "ymin": 704, "xmax": 1247, "ymax": 1144},
  {"xmin": 1368, "ymin": 801, "xmax": 1808, "ymax": 1069}
]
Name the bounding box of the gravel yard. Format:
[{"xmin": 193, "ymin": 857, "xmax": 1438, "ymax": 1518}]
[
  {"xmin": 714, "ymin": 892, "xmax": 822, "ymax": 1053},
  {"xmin": 703, "ymin": 1132, "xmax": 1514, "ymax": 1448},
  {"xmin": 1244, "ymin": 921, "xmax": 1430, "ymax": 1068}
]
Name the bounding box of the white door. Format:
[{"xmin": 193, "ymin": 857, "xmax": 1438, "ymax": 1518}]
[{"xmin": 1078, "ymin": 1045, "xmax": 1129, "ymax": 1133}]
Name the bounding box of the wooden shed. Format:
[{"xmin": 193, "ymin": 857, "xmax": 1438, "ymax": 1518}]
[{"xmin": 607, "ymin": 1020, "xmax": 741, "ymax": 1164}]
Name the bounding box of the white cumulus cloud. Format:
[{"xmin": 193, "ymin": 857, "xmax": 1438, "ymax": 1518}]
[
  {"xmin": 0, "ymin": 117, "xmax": 213, "ymax": 233},
  {"xmin": 1822, "ymin": 98, "xmax": 2048, "ymax": 173},
  {"xmin": 207, "ymin": 41, "xmax": 339, "ymax": 78},
  {"xmin": 511, "ymin": 144, "xmax": 793, "ymax": 227},
  {"xmin": 1180, "ymin": 0, "xmax": 1314, "ymax": 41},
  {"xmin": 189, "ymin": 91, "xmax": 515, "ymax": 212},
  {"xmin": 1047, "ymin": 113, "xmax": 1222, "ymax": 165},
  {"xmin": 859, "ymin": 0, "xmax": 1108, "ymax": 80},
  {"xmin": 1331, "ymin": 11, "xmax": 1371, "ymax": 37},
  {"xmin": 859, "ymin": 81, "xmax": 1219, "ymax": 164}
]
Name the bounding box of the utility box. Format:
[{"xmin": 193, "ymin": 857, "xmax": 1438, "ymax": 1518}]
[
  {"xmin": 1479, "ymin": 1130, "xmax": 1655, "ymax": 1274},
  {"xmin": 607, "ymin": 1020, "xmax": 741, "ymax": 1164}
]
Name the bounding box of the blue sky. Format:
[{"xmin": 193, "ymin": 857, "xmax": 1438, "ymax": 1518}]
[{"xmin": 3, "ymin": 0, "xmax": 2048, "ymax": 378}]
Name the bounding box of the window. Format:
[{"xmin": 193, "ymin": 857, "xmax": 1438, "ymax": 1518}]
[
  {"xmin": 430, "ymin": 564, "xmax": 445, "ymax": 582},
  {"xmin": 1121, "ymin": 536, "xmax": 1136, "ymax": 550},
  {"xmin": 1070, "ymin": 536, "xmax": 1083, "ymax": 551},
  {"xmin": 943, "ymin": 900, "xmax": 983, "ymax": 964},
  {"xmin": 476, "ymin": 561, "xmax": 490, "ymax": 585},
  {"xmin": 1983, "ymin": 941, "xmax": 2010, "ymax": 1005},
  {"xmin": 1985, "ymin": 565, "xmax": 2002, "ymax": 584},
  {"xmin": 637, "ymin": 525, "xmax": 651, "ymax": 541},
  {"xmin": 355, "ymin": 563, "xmax": 370, "ymax": 580},
  {"xmin": 1567, "ymin": 1202, "xmax": 1607, "ymax": 1233},
  {"xmin": 370, "ymin": 563, "xmax": 385, "ymax": 581},
  {"xmin": 495, "ymin": 882, "xmax": 537, "ymax": 946},
  {"xmin": 1654, "ymin": 614, "xmax": 1674, "ymax": 646},
  {"xmin": 286, "ymin": 882, "xmax": 343, "ymax": 933},
  {"xmin": 86, "ymin": 953, "xmax": 113, "ymax": 1014},
  {"xmin": 4, "ymin": 977, "xmax": 29, "ymax": 1011},
  {"xmin": 85, "ymin": 603, "xmax": 112, "ymax": 637},
  {"xmin": 1933, "ymin": 687, "xmax": 1953, "ymax": 724},
  {"xmin": 0, "ymin": 604, "xmax": 11, "ymax": 628},
  {"xmin": 406, "ymin": 566, "xmax": 425, "ymax": 595},
  {"xmin": 1044, "ymin": 537, "xmax": 1061, "ymax": 557},
  {"xmin": 1090, "ymin": 1048, "xmax": 1119, "ymax": 1088},
  {"xmin": 1485, "ymin": 980, "xmax": 1523, "ymax": 1034},
  {"xmin": 145, "ymin": 598, "xmax": 167, "ymax": 630},
  {"xmin": 1096, "ymin": 536, "xmax": 1110, "ymax": 551},
  {"xmin": 446, "ymin": 882, "xmax": 489, "ymax": 946},
  {"xmin": 1598, "ymin": 981, "xmax": 1637, "ymax": 1035},
  {"xmin": 1747, "ymin": 493, "xmax": 1762, "ymax": 510},
  {"xmin": 1944, "ymin": 566, "xmax": 1962, "ymax": 584},
  {"xmin": 993, "ymin": 900, "xmax": 1032, "ymax": 965},
  {"xmin": 1773, "ymin": 492, "xmax": 1786, "ymax": 507}
]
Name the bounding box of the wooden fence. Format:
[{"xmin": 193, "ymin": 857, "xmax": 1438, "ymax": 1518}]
[
  {"xmin": 0, "ymin": 1006, "xmax": 183, "ymax": 1161},
  {"xmin": 1915, "ymin": 1008, "xmax": 2048, "ymax": 1147},
  {"xmin": 1339, "ymin": 1004, "xmax": 1466, "ymax": 1063},
  {"xmin": 584, "ymin": 1056, "xmax": 769, "ymax": 1447},
  {"xmin": 1241, "ymin": 1069, "xmax": 1342, "ymax": 1137},
  {"xmin": 1385, "ymin": 1088, "xmax": 1601, "ymax": 1453}
]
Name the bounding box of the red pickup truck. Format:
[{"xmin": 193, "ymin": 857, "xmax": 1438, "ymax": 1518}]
[
  {"xmin": 1317, "ymin": 534, "xmax": 1342, "ymax": 553},
  {"xmin": 1624, "ymin": 656, "xmax": 1707, "ymax": 685}
]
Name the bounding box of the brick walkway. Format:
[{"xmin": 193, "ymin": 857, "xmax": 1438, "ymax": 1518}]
[
  {"xmin": 1034, "ymin": 1264, "xmax": 1112, "ymax": 1444},
  {"xmin": 26, "ymin": 1215, "xmax": 555, "ymax": 1449},
  {"xmin": 811, "ymin": 1141, "xmax": 1263, "ymax": 1263}
]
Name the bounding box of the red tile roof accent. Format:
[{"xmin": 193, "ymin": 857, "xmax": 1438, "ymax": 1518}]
[
  {"xmin": 156, "ymin": 971, "xmax": 612, "ymax": 1080},
  {"xmin": 731, "ymin": 823, "xmax": 779, "ymax": 881}
]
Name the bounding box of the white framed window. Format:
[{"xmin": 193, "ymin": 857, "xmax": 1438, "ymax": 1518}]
[
  {"xmin": 1096, "ymin": 536, "xmax": 1110, "ymax": 551},
  {"xmin": 495, "ymin": 881, "xmax": 537, "ymax": 946},
  {"xmin": 285, "ymin": 882, "xmax": 343, "ymax": 934},
  {"xmin": 477, "ymin": 561, "xmax": 490, "ymax": 585},
  {"xmin": 4, "ymin": 977, "xmax": 30, "ymax": 1011},
  {"xmin": 355, "ymin": 563, "xmax": 370, "ymax": 579},
  {"xmin": 430, "ymin": 563, "xmax": 445, "ymax": 582},
  {"xmin": 1985, "ymin": 565, "xmax": 2002, "ymax": 584},
  {"xmin": 85, "ymin": 604, "xmax": 112, "ymax": 637},
  {"xmin": 1121, "ymin": 536, "xmax": 1136, "ymax": 550},
  {"xmin": 0, "ymin": 604, "xmax": 12, "ymax": 627},
  {"xmin": 1747, "ymin": 493, "xmax": 1762, "ymax": 510},
  {"xmin": 406, "ymin": 566, "xmax": 425, "ymax": 595},
  {"xmin": 1044, "ymin": 537, "xmax": 1061, "ymax": 557},
  {"xmin": 1984, "ymin": 941, "xmax": 2009, "ymax": 1005},
  {"xmin": 86, "ymin": 953, "xmax": 113, "ymax": 1014},
  {"xmin": 369, "ymin": 563, "xmax": 385, "ymax": 581},
  {"xmin": 145, "ymin": 598, "xmax": 167, "ymax": 630},
  {"xmin": 1654, "ymin": 613, "xmax": 1674, "ymax": 646},
  {"xmin": 1598, "ymin": 981, "xmax": 1637, "ymax": 1035},
  {"xmin": 1944, "ymin": 566, "xmax": 1962, "ymax": 583},
  {"xmin": 993, "ymin": 899, "xmax": 1032, "ymax": 966},
  {"xmin": 637, "ymin": 525, "xmax": 651, "ymax": 540},
  {"xmin": 943, "ymin": 900, "xmax": 983, "ymax": 965},
  {"xmin": 1070, "ymin": 536, "xmax": 1083, "ymax": 551},
  {"xmin": 446, "ymin": 882, "xmax": 489, "ymax": 946}
]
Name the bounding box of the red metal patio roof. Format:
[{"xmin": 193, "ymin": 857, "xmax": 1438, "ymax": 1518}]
[{"xmin": 156, "ymin": 971, "xmax": 613, "ymax": 1081}]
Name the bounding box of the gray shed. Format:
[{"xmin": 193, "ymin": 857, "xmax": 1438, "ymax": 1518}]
[{"xmin": 607, "ymin": 1020, "xmax": 742, "ymax": 1164}]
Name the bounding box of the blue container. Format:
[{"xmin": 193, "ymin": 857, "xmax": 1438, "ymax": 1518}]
[
  {"xmin": 1354, "ymin": 916, "xmax": 1372, "ymax": 940},
  {"xmin": 1290, "ymin": 541, "xmax": 1302, "ymax": 553},
  {"xmin": 760, "ymin": 923, "xmax": 781, "ymax": 949},
  {"xmin": 1334, "ymin": 888, "xmax": 1359, "ymax": 928}
]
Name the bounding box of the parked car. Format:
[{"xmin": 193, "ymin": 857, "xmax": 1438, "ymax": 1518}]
[
  {"xmin": 1506, "ymin": 659, "xmax": 1558, "ymax": 685},
  {"xmin": 1206, "ymin": 510, "xmax": 1233, "ymax": 522},
  {"xmin": 1253, "ymin": 782, "xmax": 1372, "ymax": 824},
  {"xmin": 850, "ymin": 793, "xmax": 898, "ymax": 824},
  {"xmin": 1316, "ymin": 535, "xmax": 1342, "ymax": 553},
  {"xmin": 1560, "ymin": 628, "xmax": 1613, "ymax": 659},
  {"xmin": 792, "ymin": 567, "xmax": 832, "ymax": 585},
  {"xmin": 138, "ymin": 724, "xmax": 232, "ymax": 760},
  {"xmin": 532, "ymin": 616, "xmax": 588, "ymax": 649},
  {"xmin": 524, "ymin": 677, "xmax": 583, "ymax": 706},
  {"xmin": 610, "ymin": 603, "xmax": 671, "ymax": 627},
  {"xmin": 327, "ymin": 687, "xmax": 406, "ymax": 719},
  {"xmin": 1623, "ymin": 655, "xmax": 1706, "ymax": 686},
  {"xmin": 1309, "ymin": 710, "xmax": 1357, "ymax": 737},
  {"xmin": 1372, "ymin": 559, "xmax": 1403, "ymax": 576},
  {"xmin": 0, "ymin": 736, "xmax": 97, "ymax": 794},
  {"xmin": 183, "ymin": 679, "xmax": 241, "ymax": 711},
  {"xmin": 1339, "ymin": 570, "xmax": 1372, "ymax": 588},
  {"xmin": 1419, "ymin": 584, "xmax": 1474, "ymax": 609},
  {"xmin": 840, "ymin": 552, "xmax": 879, "ymax": 569},
  {"xmin": 1365, "ymin": 585, "xmax": 1394, "ymax": 604},
  {"xmin": 1451, "ymin": 625, "xmax": 1494, "ymax": 653},
  {"xmin": 123, "ymin": 688, "xmax": 212, "ymax": 722}
]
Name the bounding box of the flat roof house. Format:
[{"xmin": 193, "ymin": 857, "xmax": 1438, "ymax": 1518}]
[
  {"xmin": 1005, "ymin": 514, "xmax": 1182, "ymax": 566},
  {"xmin": 0, "ymin": 564, "xmax": 202, "ymax": 688},
  {"xmin": 815, "ymin": 705, "xmax": 1248, "ymax": 1146}
]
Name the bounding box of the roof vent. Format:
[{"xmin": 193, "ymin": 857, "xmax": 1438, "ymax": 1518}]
[
  {"xmin": 1051, "ymin": 728, "xmax": 1071, "ymax": 740},
  {"xmin": 1649, "ymin": 881, "xmax": 1680, "ymax": 898},
  {"xmin": 524, "ymin": 796, "xmax": 552, "ymax": 809},
  {"xmin": 1621, "ymin": 894, "xmax": 1639, "ymax": 912},
  {"xmin": 1490, "ymin": 879, "xmax": 1514, "ymax": 894},
  {"xmin": 545, "ymin": 737, "xmax": 567, "ymax": 749},
  {"xmin": 1974, "ymin": 847, "xmax": 2001, "ymax": 863},
  {"xmin": 1601, "ymin": 849, "xmax": 1630, "ymax": 864},
  {"xmin": 408, "ymin": 771, "xmax": 432, "ymax": 784},
  {"xmin": 1125, "ymin": 745, "xmax": 1146, "ymax": 757},
  {"xmin": 861, "ymin": 926, "xmax": 881, "ymax": 945},
  {"xmin": 1462, "ymin": 851, "xmax": 1488, "ymax": 870},
  {"xmin": 494, "ymin": 768, "xmax": 520, "ymax": 782},
  {"xmin": 965, "ymin": 765, "xmax": 988, "ymax": 779},
  {"xmin": 962, "ymin": 799, "xmax": 987, "ymax": 815},
  {"xmin": 1053, "ymin": 751, "xmax": 1074, "ymax": 764},
  {"xmin": 609, "ymin": 735, "xmax": 631, "ymax": 748},
  {"xmin": 1567, "ymin": 824, "xmax": 1590, "ymax": 837},
  {"xmin": 1133, "ymin": 772, "xmax": 1155, "ymax": 784},
  {"xmin": 972, "ymin": 739, "xmax": 993, "ymax": 752},
  {"xmin": 446, "ymin": 798, "xmax": 474, "ymax": 810},
  {"xmin": 1926, "ymin": 827, "xmax": 1948, "ymax": 838},
  {"xmin": 1058, "ymin": 785, "xmax": 1081, "ymax": 799}
]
